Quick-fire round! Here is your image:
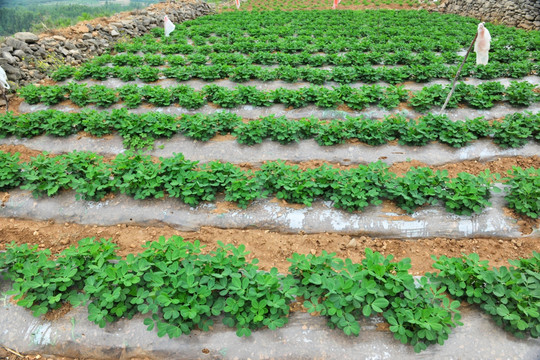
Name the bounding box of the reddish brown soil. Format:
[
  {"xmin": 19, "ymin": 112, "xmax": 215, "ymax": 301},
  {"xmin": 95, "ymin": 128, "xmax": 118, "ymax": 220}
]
[{"xmin": 1, "ymin": 218, "xmax": 539, "ymax": 276}]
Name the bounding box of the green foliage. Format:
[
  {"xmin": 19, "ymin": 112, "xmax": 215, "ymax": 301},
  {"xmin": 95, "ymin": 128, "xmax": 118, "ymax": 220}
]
[
  {"xmin": 288, "ymin": 249, "xmax": 461, "ymax": 352},
  {"xmin": 18, "ymin": 84, "xmax": 43, "ymax": 105},
  {"xmin": 257, "ymin": 161, "xmax": 324, "ymax": 206},
  {"xmin": 138, "ymin": 65, "xmax": 161, "ymax": 83},
  {"xmin": 67, "ymin": 82, "xmax": 91, "ymax": 107},
  {"xmin": 427, "ymin": 252, "xmax": 540, "ymax": 339},
  {"xmin": 140, "ymin": 85, "xmax": 172, "ymax": 107},
  {"xmin": 2, "ymin": 238, "xmax": 119, "ymax": 317},
  {"xmin": 112, "ymin": 66, "xmax": 139, "ymax": 82},
  {"xmin": 40, "ymin": 85, "xmax": 66, "ymax": 106},
  {"xmin": 386, "ymin": 167, "xmax": 448, "ymax": 213},
  {"xmin": 398, "ymin": 117, "xmax": 437, "ymax": 146},
  {"xmin": 3, "ymin": 237, "xmax": 539, "ymax": 349},
  {"xmin": 111, "ymin": 151, "xmax": 163, "ymax": 200},
  {"xmin": 438, "ymin": 120, "xmax": 476, "ymax": 148},
  {"xmin": 89, "ymin": 85, "xmax": 117, "ymax": 108},
  {"xmin": 504, "ymin": 167, "xmax": 540, "ymax": 218},
  {"xmin": 0, "ymin": 151, "xmax": 22, "ymax": 190},
  {"xmin": 493, "ymin": 113, "xmax": 534, "ymax": 149},
  {"xmin": 232, "ymin": 119, "xmax": 268, "ymax": 145},
  {"xmin": 442, "ymin": 170, "xmax": 498, "ymax": 216},
  {"xmin": 505, "ymin": 81, "xmax": 538, "ymax": 107},
  {"xmin": 50, "ymin": 65, "xmax": 76, "ymax": 81},
  {"xmin": 264, "ymin": 115, "xmax": 302, "ymax": 144},
  {"xmin": 171, "ymin": 85, "xmax": 206, "ymax": 109},
  {"xmin": 0, "ymin": 237, "xmax": 295, "ymax": 338},
  {"xmin": 328, "ymin": 162, "xmax": 390, "ymax": 212},
  {"xmin": 0, "ymin": 2, "xmax": 152, "ymax": 36},
  {"xmin": 314, "ymin": 120, "xmax": 348, "ymax": 146},
  {"xmin": 20, "ymin": 152, "xmax": 72, "ymax": 197},
  {"xmin": 23, "ymin": 82, "xmax": 539, "ymax": 111},
  {"xmin": 180, "ymin": 113, "xmax": 218, "ymax": 141}
]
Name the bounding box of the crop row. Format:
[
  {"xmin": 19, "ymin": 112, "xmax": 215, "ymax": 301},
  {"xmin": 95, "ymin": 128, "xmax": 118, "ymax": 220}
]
[
  {"xmin": 51, "ymin": 62, "xmax": 536, "ymax": 84},
  {"xmin": 2, "ymin": 109, "xmax": 539, "ymax": 150},
  {"xmin": 113, "ymin": 32, "xmax": 538, "ymax": 61},
  {"xmin": 1, "ymin": 237, "xmax": 538, "ymax": 352},
  {"xmin": 63, "ymin": 48, "xmax": 538, "ymax": 71},
  {"xmin": 135, "ymin": 11, "xmax": 537, "ymax": 55},
  {"xmin": 1, "ymin": 150, "xmax": 538, "ymax": 217},
  {"xmin": 18, "ymin": 81, "xmax": 539, "ymax": 111}
]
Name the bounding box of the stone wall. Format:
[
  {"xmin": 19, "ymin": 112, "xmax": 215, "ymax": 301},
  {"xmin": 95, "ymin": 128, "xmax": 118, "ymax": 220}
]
[
  {"xmin": 436, "ymin": 0, "xmax": 540, "ymax": 30},
  {"xmin": 0, "ymin": 0, "xmax": 214, "ymax": 87}
]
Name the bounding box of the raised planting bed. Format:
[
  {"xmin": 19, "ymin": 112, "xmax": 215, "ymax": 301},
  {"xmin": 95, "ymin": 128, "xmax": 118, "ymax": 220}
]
[{"xmin": 1, "ymin": 237, "xmax": 539, "ymax": 357}]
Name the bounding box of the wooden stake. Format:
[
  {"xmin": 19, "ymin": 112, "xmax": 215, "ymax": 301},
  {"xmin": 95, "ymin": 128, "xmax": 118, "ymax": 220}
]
[
  {"xmin": 439, "ymin": 32, "xmax": 478, "ymax": 114},
  {"xmin": 3, "ymin": 346, "xmax": 24, "ymax": 358}
]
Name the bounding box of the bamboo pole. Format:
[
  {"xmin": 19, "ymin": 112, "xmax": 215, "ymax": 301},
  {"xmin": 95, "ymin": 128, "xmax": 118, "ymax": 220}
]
[{"xmin": 439, "ymin": 32, "xmax": 478, "ymax": 114}]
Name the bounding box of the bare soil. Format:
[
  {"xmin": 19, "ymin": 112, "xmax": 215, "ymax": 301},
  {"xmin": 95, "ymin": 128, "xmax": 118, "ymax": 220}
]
[{"xmin": 1, "ymin": 218, "xmax": 538, "ymax": 277}]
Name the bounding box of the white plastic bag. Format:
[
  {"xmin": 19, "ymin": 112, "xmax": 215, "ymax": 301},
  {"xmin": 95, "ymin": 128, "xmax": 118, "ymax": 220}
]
[
  {"xmin": 164, "ymin": 15, "xmax": 175, "ymax": 37},
  {"xmin": 474, "ymin": 23, "xmax": 491, "ymax": 65},
  {"xmin": 0, "ymin": 65, "xmax": 10, "ymax": 90}
]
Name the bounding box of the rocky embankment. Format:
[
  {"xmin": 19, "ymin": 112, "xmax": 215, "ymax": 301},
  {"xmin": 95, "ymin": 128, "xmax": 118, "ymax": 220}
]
[{"xmin": 0, "ymin": 0, "xmax": 214, "ymax": 88}]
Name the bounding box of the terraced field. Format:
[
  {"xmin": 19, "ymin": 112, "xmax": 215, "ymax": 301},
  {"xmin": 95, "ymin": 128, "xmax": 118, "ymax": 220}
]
[{"xmin": 0, "ymin": 6, "xmax": 539, "ymax": 358}]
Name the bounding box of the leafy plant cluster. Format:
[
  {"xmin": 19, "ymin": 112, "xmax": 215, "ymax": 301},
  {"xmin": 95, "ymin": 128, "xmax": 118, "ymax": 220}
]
[
  {"xmin": 2, "ymin": 150, "xmax": 537, "ymax": 217},
  {"xmin": 0, "ymin": 238, "xmax": 462, "ymax": 352},
  {"xmin": 410, "ymin": 81, "xmax": 539, "ymax": 111},
  {"xmin": 18, "ymin": 82, "xmax": 539, "ymax": 111},
  {"xmin": 115, "ymin": 10, "xmax": 537, "ymax": 62},
  {"xmin": 100, "ymin": 11, "xmax": 538, "ymax": 86},
  {"xmin": 0, "ymin": 108, "xmax": 241, "ymax": 149},
  {"xmin": 289, "ymin": 249, "xmax": 462, "ymax": 353},
  {"xmin": 427, "ymin": 252, "xmax": 540, "ymax": 339},
  {"xmin": 50, "ymin": 60, "xmax": 536, "ymax": 84},
  {"xmin": 3, "ymin": 238, "xmax": 538, "ymax": 351},
  {"xmin": 503, "ymin": 167, "xmax": 540, "ymax": 218},
  {"xmin": 2, "ymin": 110, "xmax": 538, "ymax": 150},
  {"xmin": 0, "ymin": 236, "xmax": 296, "ymax": 338}
]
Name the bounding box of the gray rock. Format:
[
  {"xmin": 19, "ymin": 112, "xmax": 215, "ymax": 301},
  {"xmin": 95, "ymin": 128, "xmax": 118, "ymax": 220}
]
[
  {"xmin": 0, "ymin": 46, "xmax": 14, "ymax": 53},
  {"xmin": 86, "ymin": 24, "xmax": 94, "ymax": 32},
  {"xmin": 111, "ymin": 29, "xmax": 120, "ymax": 37},
  {"xmin": 0, "ymin": 58, "xmax": 10, "ymax": 68},
  {"xmin": 82, "ymin": 33, "xmax": 93, "ymax": 40},
  {"xmin": 64, "ymin": 41, "xmax": 77, "ymax": 50},
  {"xmin": 1, "ymin": 51, "xmax": 16, "ymax": 65},
  {"xmin": 4, "ymin": 37, "xmax": 29, "ymax": 51},
  {"xmin": 13, "ymin": 32, "xmax": 39, "ymax": 43},
  {"xmin": 13, "ymin": 50, "xmax": 26, "ymax": 59},
  {"xmin": 2, "ymin": 64, "xmax": 22, "ymax": 80},
  {"xmin": 58, "ymin": 47, "xmax": 69, "ymax": 56},
  {"xmin": 52, "ymin": 35, "xmax": 67, "ymax": 42}
]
